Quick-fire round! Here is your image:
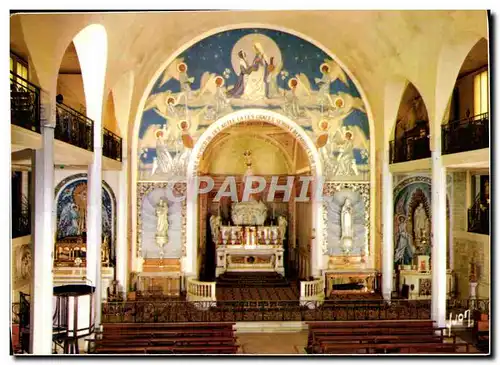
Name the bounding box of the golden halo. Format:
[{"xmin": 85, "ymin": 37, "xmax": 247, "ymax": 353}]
[
  {"xmin": 177, "ymin": 120, "xmax": 190, "ymax": 131},
  {"xmin": 319, "ymin": 119, "xmax": 330, "ymax": 131},
  {"xmin": 155, "ymin": 129, "xmax": 165, "ymax": 139},
  {"xmin": 334, "ymin": 97, "xmax": 345, "ymax": 109},
  {"xmin": 320, "ymin": 63, "xmax": 330, "ymax": 73},
  {"xmin": 166, "ymin": 96, "xmax": 177, "ymax": 105},
  {"xmin": 177, "ymin": 62, "xmax": 188, "ymax": 73},
  {"xmin": 215, "ymin": 76, "xmax": 225, "ymax": 87},
  {"xmin": 288, "ymin": 78, "xmax": 298, "ymax": 89}
]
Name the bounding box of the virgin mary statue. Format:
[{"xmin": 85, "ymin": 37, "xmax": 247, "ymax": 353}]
[{"xmin": 340, "ymin": 198, "xmax": 354, "ymax": 253}]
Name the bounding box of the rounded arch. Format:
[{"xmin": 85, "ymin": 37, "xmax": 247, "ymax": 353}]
[
  {"xmin": 130, "ymin": 24, "xmax": 376, "ymax": 274},
  {"xmin": 184, "ymin": 109, "xmax": 323, "ymax": 276},
  {"xmin": 201, "ymin": 131, "xmax": 295, "ymax": 175},
  {"xmin": 54, "ymin": 173, "xmax": 117, "ymax": 266},
  {"xmin": 188, "ymin": 109, "xmax": 322, "ymax": 178},
  {"xmin": 434, "ymin": 33, "xmax": 487, "ymax": 136}
]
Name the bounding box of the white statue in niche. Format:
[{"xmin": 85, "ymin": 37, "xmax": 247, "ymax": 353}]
[
  {"xmin": 340, "ymin": 197, "xmax": 354, "ymax": 253},
  {"xmin": 155, "ymin": 198, "xmax": 169, "ymax": 249},
  {"xmin": 413, "ymin": 203, "xmax": 429, "ymax": 243}
]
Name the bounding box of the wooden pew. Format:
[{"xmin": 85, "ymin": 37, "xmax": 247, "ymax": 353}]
[
  {"xmin": 92, "ymin": 322, "xmax": 239, "ymax": 354},
  {"xmin": 320, "ymin": 341, "xmax": 469, "ymax": 354}
]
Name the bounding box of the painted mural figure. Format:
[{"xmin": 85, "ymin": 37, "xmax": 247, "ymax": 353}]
[
  {"xmin": 226, "ymin": 50, "xmax": 252, "ymax": 98},
  {"xmin": 58, "ymin": 203, "xmax": 79, "ymax": 238},
  {"xmin": 413, "ymin": 203, "xmax": 429, "ymax": 243},
  {"xmin": 282, "ymin": 79, "xmax": 302, "ymax": 117},
  {"xmin": 315, "ymin": 64, "xmax": 333, "ymax": 112},
  {"xmin": 333, "ymin": 130, "xmax": 359, "ymax": 176},
  {"xmin": 395, "ymin": 216, "xmax": 414, "ymax": 265},
  {"xmin": 151, "ymin": 127, "xmax": 173, "ymax": 176},
  {"xmin": 340, "ymin": 198, "xmax": 354, "ymax": 253},
  {"xmin": 178, "ymin": 63, "xmax": 195, "ymax": 100},
  {"xmin": 241, "ymin": 42, "xmax": 269, "ymax": 101}
]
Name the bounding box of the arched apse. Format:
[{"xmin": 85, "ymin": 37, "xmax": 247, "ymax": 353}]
[
  {"xmin": 131, "ymin": 26, "xmax": 376, "ymax": 274},
  {"xmin": 54, "ymin": 174, "xmax": 117, "ymax": 267},
  {"xmin": 135, "ymin": 27, "xmax": 372, "ymax": 183},
  {"xmin": 390, "ymin": 82, "xmax": 431, "ymax": 163}
]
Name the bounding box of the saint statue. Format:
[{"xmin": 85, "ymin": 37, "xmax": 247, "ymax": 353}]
[
  {"xmin": 155, "ymin": 198, "xmax": 169, "ymax": 242},
  {"xmin": 340, "ymin": 198, "xmax": 354, "ymax": 252},
  {"xmin": 413, "ymin": 203, "xmax": 428, "ymax": 243},
  {"xmin": 210, "ymin": 214, "xmax": 222, "ymax": 244},
  {"xmin": 278, "ymin": 216, "xmax": 288, "ymax": 242},
  {"xmin": 395, "ymin": 216, "xmax": 414, "ymax": 266}
]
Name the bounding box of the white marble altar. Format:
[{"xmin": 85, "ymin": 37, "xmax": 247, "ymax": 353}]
[{"xmin": 399, "ymin": 269, "xmax": 454, "ymax": 299}]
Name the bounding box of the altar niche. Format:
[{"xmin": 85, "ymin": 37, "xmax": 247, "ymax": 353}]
[{"xmin": 195, "ymin": 120, "xmax": 315, "ymax": 281}]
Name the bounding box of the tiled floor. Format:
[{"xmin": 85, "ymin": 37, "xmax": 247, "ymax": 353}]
[{"xmin": 237, "ymin": 331, "xmax": 308, "ymax": 355}]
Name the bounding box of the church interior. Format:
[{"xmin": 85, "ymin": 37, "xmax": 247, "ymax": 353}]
[{"xmin": 9, "ymin": 10, "xmax": 490, "ymax": 355}]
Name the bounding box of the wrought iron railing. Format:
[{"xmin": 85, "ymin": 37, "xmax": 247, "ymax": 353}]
[
  {"xmin": 442, "ymin": 112, "xmax": 489, "ymax": 155},
  {"xmin": 468, "ymin": 203, "xmax": 489, "ymax": 235},
  {"xmin": 102, "ymin": 297, "xmax": 490, "ymax": 324},
  {"xmin": 103, "ymin": 128, "xmax": 122, "ymax": 162},
  {"xmin": 55, "ymin": 102, "xmax": 94, "ymax": 152},
  {"xmin": 102, "ymin": 299, "xmax": 433, "ymax": 323},
  {"xmin": 12, "ymin": 195, "xmax": 31, "ymax": 239},
  {"xmin": 389, "ymin": 135, "xmax": 430, "ymax": 164},
  {"xmin": 10, "ymin": 72, "xmax": 41, "ymax": 133},
  {"xmin": 19, "ymin": 293, "xmax": 30, "ymax": 353}
]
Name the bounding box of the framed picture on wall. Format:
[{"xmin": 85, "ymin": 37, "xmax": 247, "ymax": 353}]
[{"xmin": 417, "ymin": 255, "xmax": 430, "ymax": 273}]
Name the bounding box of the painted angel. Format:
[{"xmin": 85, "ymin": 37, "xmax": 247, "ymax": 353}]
[
  {"xmin": 266, "ymin": 56, "xmax": 282, "ymax": 98},
  {"xmin": 314, "ymin": 60, "xmax": 348, "ymax": 111},
  {"xmin": 144, "ymin": 90, "xmax": 183, "ymax": 121}
]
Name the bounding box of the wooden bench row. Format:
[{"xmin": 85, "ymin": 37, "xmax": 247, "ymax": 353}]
[
  {"xmin": 90, "ymin": 322, "xmax": 239, "ymax": 355},
  {"xmin": 306, "ymin": 320, "xmax": 467, "ymax": 354}
]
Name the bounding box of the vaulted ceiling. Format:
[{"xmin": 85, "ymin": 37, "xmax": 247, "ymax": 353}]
[{"xmin": 10, "ymin": 10, "xmax": 488, "ymax": 146}]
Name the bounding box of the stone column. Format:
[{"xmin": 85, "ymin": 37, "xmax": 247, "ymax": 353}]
[
  {"xmin": 116, "ymin": 139, "xmax": 128, "ymax": 296},
  {"xmin": 431, "ymin": 150, "xmax": 447, "ymax": 328},
  {"xmin": 382, "ymin": 153, "xmax": 394, "ymax": 301},
  {"xmin": 30, "ymin": 92, "xmax": 55, "ymax": 354},
  {"xmin": 86, "ymin": 137, "xmax": 103, "ymax": 326}
]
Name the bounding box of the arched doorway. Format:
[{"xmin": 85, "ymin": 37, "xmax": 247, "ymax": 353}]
[{"xmin": 185, "ymin": 109, "xmax": 323, "ymax": 280}]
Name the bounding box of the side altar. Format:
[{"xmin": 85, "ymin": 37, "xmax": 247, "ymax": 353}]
[{"xmin": 211, "ymin": 200, "xmax": 287, "ymax": 277}]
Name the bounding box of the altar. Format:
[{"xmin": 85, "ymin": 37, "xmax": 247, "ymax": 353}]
[{"xmin": 211, "ymin": 200, "xmax": 287, "ymax": 277}]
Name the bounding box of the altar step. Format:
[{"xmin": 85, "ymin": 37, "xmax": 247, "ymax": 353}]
[{"xmin": 216, "ymin": 272, "xmax": 291, "ymax": 288}]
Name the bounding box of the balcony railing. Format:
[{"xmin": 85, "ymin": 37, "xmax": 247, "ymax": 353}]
[
  {"xmin": 389, "ymin": 134, "xmax": 431, "ymax": 164},
  {"xmin": 12, "ymin": 195, "xmax": 31, "ymax": 239},
  {"xmin": 55, "ymin": 102, "xmax": 94, "ymax": 152},
  {"xmin": 468, "ymin": 199, "xmax": 489, "ymax": 235},
  {"xmin": 442, "ymin": 113, "xmax": 489, "ymax": 155},
  {"xmin": 103, "ymin": 128, "xmax": 122, "ymax": 162},
  {"xmin": 10, "ymin": 72, "xmax": 41, "ymax": 133}
]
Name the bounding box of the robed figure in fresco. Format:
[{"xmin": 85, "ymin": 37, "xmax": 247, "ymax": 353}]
[
  {"xmin": 227, "ymin": 43, "xmax": 271, "ymax": 101},
  {"xmin": 226, "ymin": 50, "xmax": 252, "ymax": 98}
]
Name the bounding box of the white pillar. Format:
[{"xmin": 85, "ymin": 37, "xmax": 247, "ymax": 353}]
[
  {"xmin": 431, "ymin": 150, "xmax": 447, "ymax": 328},
  {"xmin": 116, "ymin": 139, "xmax": 128, "ymax": 294},
  {"xmin": 86, "ymin": 159, "xmax": 102, "ymax": 324},
  {"xmin": 30, "ymin": 93, "xmax": 55, "ymax": 355},
  {"xmin": 74, "ymin": 24, "xmax": 108, "ymax": 327},
  {"xmin": 382, "ymin": 154, "xmax": 394, "ymax": 301}
]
